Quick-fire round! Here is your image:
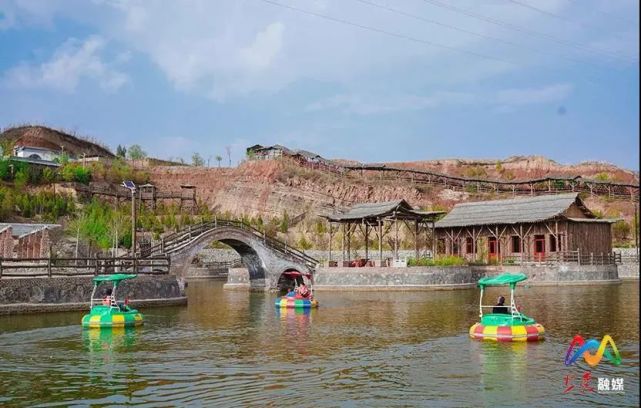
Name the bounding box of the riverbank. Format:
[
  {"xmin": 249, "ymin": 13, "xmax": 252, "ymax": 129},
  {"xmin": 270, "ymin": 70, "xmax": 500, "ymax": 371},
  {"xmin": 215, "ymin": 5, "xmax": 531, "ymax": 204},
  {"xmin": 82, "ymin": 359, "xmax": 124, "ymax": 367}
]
[
  {"xmin": 0, "ymin": 275, "xmax": 187, "ymax": 315},
  {"xmin": 224, "ymin": 264, "xmax": 621, "ymax": 291}
]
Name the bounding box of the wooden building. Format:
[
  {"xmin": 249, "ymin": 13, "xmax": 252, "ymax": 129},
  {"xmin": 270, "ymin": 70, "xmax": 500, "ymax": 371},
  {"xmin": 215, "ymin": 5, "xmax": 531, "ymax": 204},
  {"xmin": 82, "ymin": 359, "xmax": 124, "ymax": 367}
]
[{"xmin": 434, "ymin": 193, "xmax": 617, "ymax": 264}]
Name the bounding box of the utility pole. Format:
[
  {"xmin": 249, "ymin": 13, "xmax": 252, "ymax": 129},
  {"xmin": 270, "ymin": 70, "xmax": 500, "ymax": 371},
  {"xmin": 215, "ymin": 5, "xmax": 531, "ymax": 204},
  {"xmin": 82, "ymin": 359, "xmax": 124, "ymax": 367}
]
[
  {"xmin": 122, "ymin": 181, "xmax": 137, "ymax": 257},
  {"xmin": 131, "ymin": 188, "xmax": 136, "ymax": 256},
  {"xmin": 635, "ymin": 202, "xmax": 639, "ymax": 262}
]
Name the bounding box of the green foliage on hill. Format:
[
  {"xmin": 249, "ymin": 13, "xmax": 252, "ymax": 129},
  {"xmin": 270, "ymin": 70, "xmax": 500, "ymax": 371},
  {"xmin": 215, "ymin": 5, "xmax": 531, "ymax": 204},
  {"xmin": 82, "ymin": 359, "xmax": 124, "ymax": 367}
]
[{"xmin": 0, "ymin": 187, "xmax": 75, "ymax": 221}]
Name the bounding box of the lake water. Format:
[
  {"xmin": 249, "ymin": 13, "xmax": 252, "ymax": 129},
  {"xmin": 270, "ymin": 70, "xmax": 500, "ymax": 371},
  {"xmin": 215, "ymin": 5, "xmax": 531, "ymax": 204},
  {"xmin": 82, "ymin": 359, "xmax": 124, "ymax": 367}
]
[{"xmin": 0, "ymin": 280, "xmax": 638, "ymax": 407}]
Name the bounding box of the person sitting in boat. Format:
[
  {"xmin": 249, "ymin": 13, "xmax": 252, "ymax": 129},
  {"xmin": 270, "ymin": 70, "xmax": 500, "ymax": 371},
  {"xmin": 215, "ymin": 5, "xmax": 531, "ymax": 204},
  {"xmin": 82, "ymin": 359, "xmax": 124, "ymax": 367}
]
[
  {"xmin": 102, "ymin": 288, "xmax": 114, "ymax": 306},
  {"xmin": 296, "ymin": 283, "xmax": 311, "ymax": 299},
  {"xmin": 492, "ymin": 295, "xmax": 510, "ymax": 314}
]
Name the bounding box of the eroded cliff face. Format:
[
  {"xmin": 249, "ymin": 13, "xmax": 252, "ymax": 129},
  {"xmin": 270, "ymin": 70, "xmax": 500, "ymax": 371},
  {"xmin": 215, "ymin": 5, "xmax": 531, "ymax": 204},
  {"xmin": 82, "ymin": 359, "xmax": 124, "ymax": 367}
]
[
  {"xmin": 146, "ymin": 157, "xmax": 638, "ymax": 223},
  {"xmin": 147, "ymin": 160, "xmax": 441, "ymax": 219}
]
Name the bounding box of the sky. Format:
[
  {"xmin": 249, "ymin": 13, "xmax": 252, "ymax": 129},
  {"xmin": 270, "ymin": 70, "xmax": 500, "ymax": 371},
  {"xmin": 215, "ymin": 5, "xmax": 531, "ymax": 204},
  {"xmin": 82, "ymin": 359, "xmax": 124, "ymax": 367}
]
[{"xmin": 0, "ymin": 0, "xmax": 639, "ymax": 170}]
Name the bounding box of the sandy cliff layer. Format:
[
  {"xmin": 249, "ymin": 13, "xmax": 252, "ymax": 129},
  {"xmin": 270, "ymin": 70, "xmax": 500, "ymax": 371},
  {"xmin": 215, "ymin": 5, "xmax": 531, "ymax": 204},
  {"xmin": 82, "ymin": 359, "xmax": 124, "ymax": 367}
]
[{"xmin": 146, "ymin": 158, "xmax": 638, "ymax": 223}]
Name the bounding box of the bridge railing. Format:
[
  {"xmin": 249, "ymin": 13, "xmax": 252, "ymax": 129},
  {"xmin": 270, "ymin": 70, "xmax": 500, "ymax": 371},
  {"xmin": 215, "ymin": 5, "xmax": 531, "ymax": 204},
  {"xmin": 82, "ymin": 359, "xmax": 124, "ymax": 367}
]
[
  {"xmin": 146, "ymin": 219, "xmax": 319, "ymax": 269},
  {"xmin": 0, "ymin": 255, "xmax": 170, "ymax": 279}
]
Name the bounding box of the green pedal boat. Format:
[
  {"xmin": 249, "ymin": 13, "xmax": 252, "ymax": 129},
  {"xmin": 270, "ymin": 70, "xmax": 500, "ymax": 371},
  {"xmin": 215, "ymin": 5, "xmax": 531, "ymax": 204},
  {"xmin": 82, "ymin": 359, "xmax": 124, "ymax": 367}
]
[{"xmin": 82, "ymin": 274, "xmax": 144, "ymax": 329}]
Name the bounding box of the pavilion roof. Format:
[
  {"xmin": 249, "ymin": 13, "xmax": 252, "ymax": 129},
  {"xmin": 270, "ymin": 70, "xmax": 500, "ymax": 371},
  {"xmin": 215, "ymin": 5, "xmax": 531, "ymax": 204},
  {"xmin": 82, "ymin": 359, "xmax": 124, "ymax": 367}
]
[{"xmin": 324, "ymin": 199, "xmax": 444, "ymax": 223}]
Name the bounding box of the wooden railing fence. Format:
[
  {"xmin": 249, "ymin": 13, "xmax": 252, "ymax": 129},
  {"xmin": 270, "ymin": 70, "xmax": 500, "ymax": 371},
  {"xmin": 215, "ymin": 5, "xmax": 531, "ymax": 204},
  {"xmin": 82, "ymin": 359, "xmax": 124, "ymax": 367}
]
[{"xmin": 0, "ymin": 255, "xmax": 170, "ymax": 279}]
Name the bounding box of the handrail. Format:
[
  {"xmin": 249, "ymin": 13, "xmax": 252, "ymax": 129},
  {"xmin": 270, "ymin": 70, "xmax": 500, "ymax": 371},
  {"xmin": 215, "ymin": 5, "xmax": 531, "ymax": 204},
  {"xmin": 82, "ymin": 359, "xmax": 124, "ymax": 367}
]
[{"xmin": 0, "ymin": 255, "xmax": 170, "ymax": 279}]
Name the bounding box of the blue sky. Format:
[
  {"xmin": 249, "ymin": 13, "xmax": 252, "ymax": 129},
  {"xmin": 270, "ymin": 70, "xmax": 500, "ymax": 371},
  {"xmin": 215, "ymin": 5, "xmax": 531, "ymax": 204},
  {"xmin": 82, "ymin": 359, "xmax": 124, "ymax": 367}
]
[{"xmin": 0, "ymin": 0, "xmax": 638, "ymax": 169}]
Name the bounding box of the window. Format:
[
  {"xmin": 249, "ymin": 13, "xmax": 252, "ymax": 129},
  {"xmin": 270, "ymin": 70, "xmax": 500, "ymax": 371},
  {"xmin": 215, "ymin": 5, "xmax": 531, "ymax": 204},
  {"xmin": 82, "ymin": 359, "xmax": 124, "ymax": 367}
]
[
  {"xmin": 488, "ymin": 237, "xmax": 499, "ymax": 257},
  {"xmin": 511, "ymin": 236, "xmax": 521, "ymax": 253},
  {"xmin": 549, "ymin": 235, "xmax": 557, "ymax": 252},
  {"xmin": 466, "ymin": 237, "xmax": 473, "ymax": 254},
  {"xmin": 453, "ymin": 240, "xmax": 460, "ymax": 255}
]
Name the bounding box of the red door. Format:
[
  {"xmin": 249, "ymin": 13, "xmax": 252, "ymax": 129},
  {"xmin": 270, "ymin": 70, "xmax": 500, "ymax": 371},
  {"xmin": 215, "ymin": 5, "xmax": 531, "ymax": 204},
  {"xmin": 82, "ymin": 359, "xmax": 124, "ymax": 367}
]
[
  {"xmin": 488, "ymin": 237, "xmax": 499, "ymax": 261},
  {"xmin": 534, "ymin": 235, "xmax": 545, "ymax": 260}
]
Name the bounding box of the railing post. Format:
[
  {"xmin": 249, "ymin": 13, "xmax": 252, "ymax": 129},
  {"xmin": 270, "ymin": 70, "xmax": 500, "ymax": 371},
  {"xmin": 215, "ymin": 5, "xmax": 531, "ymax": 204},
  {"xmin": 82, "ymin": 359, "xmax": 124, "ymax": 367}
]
[
  {"xmin": 590, "ymin": 252, "xmax": 593, "ymax": 265},
  {"xmin": 133, "ymin": 257, "xmax": 137, "ymax": 273},
  {"xmin": 0, "ymin": 257, "xmax": 3, "ymax": 279},
  {"xmin": 160, "ymin": 237, "xmax": 165, "ymax": 253},
  {"xmin": 577, "ymin": 249, "xmax": 581, "ymax": 265},
  {"xmin": 94, "ymin": 254, "xmax": 99, "ymax": 275},
  {"xmin": 48, "ymin": 250, "xmax": 52, "ymax": 278}
]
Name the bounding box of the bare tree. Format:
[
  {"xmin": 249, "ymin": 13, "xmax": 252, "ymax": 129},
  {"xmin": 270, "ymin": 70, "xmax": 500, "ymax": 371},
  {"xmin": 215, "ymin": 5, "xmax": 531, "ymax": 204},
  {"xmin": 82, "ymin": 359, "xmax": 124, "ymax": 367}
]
[{"xmin": 225, "ymin": 145, "xmax": 231, "ymax": 167}]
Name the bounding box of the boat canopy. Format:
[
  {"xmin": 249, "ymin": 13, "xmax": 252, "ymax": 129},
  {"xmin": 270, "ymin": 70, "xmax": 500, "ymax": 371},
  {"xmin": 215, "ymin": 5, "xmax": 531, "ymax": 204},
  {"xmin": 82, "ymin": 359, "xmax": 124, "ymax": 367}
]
[
  {"xmin": 282, "ymin": 271, "xmax": 312, "ymax": 279},
  {"xmin": 93, "ymin": 274, "xmax": 138, "ymax": 283},
  {"xmin": 478, "ymin": 273, "xmax": 527, "ymax": 289}
]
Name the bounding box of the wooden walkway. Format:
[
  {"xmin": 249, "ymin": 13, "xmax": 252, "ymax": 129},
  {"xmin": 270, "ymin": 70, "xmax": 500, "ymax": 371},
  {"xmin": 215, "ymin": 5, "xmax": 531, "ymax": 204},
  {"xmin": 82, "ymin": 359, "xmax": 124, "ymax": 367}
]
[{"xmin": 341, "ymin": 164, "xmax": 639, "ymax": 201}]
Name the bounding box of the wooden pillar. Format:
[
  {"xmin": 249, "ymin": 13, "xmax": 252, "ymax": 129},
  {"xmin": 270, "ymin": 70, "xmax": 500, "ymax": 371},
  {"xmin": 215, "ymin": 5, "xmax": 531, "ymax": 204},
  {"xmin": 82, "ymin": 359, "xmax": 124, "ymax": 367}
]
[
  {"xmin": 328, "ymin": 222, "xmax": 333, "ymax": 264},
  {"xmin": 341, "ymin": 223, "xmax": 345, "ymax": 264},
  {"xmin": 347, "ymin": 223, "xmax": 352, "ymax": 263},
  {"xmin": 496, "ymin": 226, "xmax": 501, "ymax": 264},
  {"xmin": 431, "ymin": 221, "xmax": 436, "ymax": 258},
  {"xmin": 394, "ymin": 217, "xmax": 399, "ymax": 259},
  {"xmin": 365, "ymin": 223, "xmax": 369, "ymax": 261},
  {"xmin": 472, "ymin": 227, "xmax": 477, "ymax": 261},
  {"xmin": 378, "ymin": 218, "xmax": 383, "ymax": 263},
  {"xmin": 415, "ymin": 220, "xmax": 419, "ymax": 260}
]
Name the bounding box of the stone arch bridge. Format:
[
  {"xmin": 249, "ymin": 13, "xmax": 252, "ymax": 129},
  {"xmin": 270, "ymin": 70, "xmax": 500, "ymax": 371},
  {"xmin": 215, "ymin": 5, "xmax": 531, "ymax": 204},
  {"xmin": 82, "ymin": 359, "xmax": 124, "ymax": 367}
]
[{"xmin": 147, "ymin": 220, "xmax": 319, "ymax": 290}]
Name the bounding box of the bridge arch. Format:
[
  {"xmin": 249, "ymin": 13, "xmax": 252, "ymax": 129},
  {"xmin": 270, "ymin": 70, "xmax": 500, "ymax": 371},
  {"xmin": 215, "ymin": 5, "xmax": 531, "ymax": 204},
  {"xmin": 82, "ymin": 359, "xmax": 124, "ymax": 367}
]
[{"xmin": 164, "ymin": 223, "xmax": 316, "ymax": 290}]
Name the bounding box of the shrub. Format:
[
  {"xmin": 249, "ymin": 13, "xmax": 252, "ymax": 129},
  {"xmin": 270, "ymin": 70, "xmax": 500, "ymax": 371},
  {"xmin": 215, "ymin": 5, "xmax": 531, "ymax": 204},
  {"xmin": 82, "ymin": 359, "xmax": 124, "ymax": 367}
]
[
  {"xmin": 407, "ymin": 255, "xmax": 466, "ymax": 266},
  {"xmin": 60, "ymin": 163, "xmax": 92, "ymax": 184}
]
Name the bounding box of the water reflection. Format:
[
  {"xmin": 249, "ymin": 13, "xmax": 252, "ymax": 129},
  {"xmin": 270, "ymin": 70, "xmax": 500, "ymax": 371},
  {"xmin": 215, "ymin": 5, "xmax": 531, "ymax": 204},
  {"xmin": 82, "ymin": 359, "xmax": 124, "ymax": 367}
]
[
  {"xmin": 0, "ymin": 280, "xmax": 638, "ymax": 407},
  {"xmin": 82, "ymin": 327, "xmax": 139, "ymax": 353}
]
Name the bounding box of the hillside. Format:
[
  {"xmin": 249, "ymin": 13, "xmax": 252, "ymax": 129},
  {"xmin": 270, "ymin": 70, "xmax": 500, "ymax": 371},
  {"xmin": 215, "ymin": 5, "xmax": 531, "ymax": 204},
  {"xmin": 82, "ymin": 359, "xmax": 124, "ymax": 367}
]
[
  {"xmin": 145, "ymin": 157, "xmax": 638, "ymax": 225},
  {"xmin": 0, "ymin": 125, "xmax": 114, "ymax": 158}
]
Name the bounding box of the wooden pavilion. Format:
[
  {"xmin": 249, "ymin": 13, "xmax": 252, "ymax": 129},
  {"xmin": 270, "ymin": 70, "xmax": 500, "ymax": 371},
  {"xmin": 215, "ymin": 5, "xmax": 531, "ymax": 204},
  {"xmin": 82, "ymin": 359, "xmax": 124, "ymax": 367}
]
[
  {"xmin": 323, "ymin": 200, "xmax": 444, "ymax": 266},
  {"xmin": 434, "ymin": 193, "xmax": 618, "ymax": 264}
]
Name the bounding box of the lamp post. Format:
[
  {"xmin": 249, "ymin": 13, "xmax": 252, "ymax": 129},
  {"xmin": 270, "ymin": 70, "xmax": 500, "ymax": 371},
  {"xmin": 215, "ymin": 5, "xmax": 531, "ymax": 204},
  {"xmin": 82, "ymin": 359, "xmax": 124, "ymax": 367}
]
[
  {"xmin": 122, "ymin": 181, "xmax": 137, "ymax": 257},
  {"xmin": 635, "ymin": 202, "xmax": 639, "ymax": 262}
]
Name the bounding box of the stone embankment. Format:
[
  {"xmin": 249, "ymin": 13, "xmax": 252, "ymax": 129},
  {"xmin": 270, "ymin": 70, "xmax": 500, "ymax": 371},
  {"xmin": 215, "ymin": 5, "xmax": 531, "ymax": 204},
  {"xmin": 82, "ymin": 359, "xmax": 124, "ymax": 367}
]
[
  {"xmin": 0, "ymin": 275, "xmax": 187, "ymax": 315},
  {"xmin": 224, "ymin": 263, "xmax": 622, "ymax": 291},
  {"xmin": 613, "ymin": 247, "xmax": 639, "ymax": 280}
]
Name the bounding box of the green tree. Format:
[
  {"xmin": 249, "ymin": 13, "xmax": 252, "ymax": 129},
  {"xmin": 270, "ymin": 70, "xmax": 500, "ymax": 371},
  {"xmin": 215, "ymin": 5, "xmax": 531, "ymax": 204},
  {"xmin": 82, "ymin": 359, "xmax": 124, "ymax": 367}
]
[
  {"xmin": 192, "ymin": 153, "xmax": 205, "ymax": 166},
  {"xmin": 215, "ymin": 155, "xmax": 223, "ymax": 168},
  {"xmin": 116, "ymin": 145, "xmax": 127, "ymax": 158},
  {"xmin": 128, "ymin": 144, "xmax": 147, "ymax": 160}
]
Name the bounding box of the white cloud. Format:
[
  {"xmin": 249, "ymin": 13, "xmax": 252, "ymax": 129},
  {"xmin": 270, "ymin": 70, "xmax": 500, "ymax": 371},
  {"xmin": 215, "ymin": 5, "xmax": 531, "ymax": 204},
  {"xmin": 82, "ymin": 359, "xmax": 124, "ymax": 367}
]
[
  {"xmin": 496, "ymin": 83, "xmax": 574, "ymax": 106},
  {"xmin": 306, "ymin": 91, "xmax": 476, "ymax": 115},
  {"xmin": 2, "ymin": 35, "xmax": 128, "ymax": 92},
  {"xmin": 307, "ymin": 83, "xmax": 573, "ymax": 115},
  {"xmin": 240, "ymin": 22, "xmax": 285, "ymax": 71},
  {"xmin": 0, "ymin": 0, "xmax": 637, "ymax": 99}
]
